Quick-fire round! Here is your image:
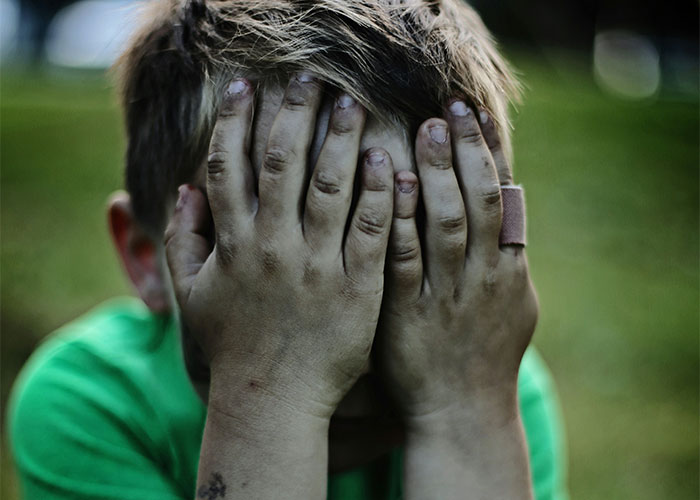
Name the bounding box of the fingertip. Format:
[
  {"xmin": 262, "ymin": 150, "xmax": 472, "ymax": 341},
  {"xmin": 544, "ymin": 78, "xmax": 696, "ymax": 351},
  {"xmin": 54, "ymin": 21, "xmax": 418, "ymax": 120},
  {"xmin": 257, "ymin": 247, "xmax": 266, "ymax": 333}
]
[
  {"xmin": 394, "ymin": 171, "xmax": 419, "ymax": 220},
  {"xmin": 478, "ymin": 108, "xmax": 489, "ymax": 126},
  {"xmin": 336, "ymin": 92, "xmax": 356, "ymax": 110},
  {"xmin": 221, "ymin": 79, "xmax": 253, "ymax": 114},
  {"xmin": 366, "ymin": 147, "xmax": 388, "ymax": 165},
  {"xmin": 328, "ymin": 91, "xmax": 365, "ymax": 136},
  {"xmin": 416, "ymin": 118, "xmax": 453, "ymax": 171},
  {"xmin": 396, "ymin": 170, "xmax": 418, "ymax": 191},
  {"xmin": 478, "ymin": 108, "xmax": 501, "ymax": 149},
  {"xmin": 447, "ymin": 99, "xmax": 471, "ymax": 118},
  {"xmin": 395, "ymin": 170, "xmax": 418, "ymax": 198},
  {"xmin": 282, "ymin": 72, "xmax": 323, "ymax": 109},
  {"xmin": 173, "ymin": 184, "xmax": 199, "ymax": 217},
  {"xmin": 165, "ymin": 184, "xmax": 193, "ymax": 245},
  {"xmin": 295, "ymin": 71, "xmax": 318, "ymax": 84},
  {"xmin": 476, "ymin": 108, "xmax": 513, "ymax": 184},
  {"xmin": 175, "ymin": 184, "xmax": 190, "ymax": 213},
  {"xmin": 446, "ymin": 99, "xmax": 483, "ymax": 142},
  {"xmin": 171, "ymin": 184, "xmax": 209, "ymax": 231},
  {"xmin": 363, "ymin": 148, "xmax": 393, "ymax": 188}
]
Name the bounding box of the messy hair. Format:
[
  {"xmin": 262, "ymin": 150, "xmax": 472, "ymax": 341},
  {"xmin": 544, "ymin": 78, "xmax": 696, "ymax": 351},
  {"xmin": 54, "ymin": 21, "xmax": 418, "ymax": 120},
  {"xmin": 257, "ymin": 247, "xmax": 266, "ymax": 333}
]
[{"xmin": 114, "ymin": 0, "xmax": 520, "ymax": 233}]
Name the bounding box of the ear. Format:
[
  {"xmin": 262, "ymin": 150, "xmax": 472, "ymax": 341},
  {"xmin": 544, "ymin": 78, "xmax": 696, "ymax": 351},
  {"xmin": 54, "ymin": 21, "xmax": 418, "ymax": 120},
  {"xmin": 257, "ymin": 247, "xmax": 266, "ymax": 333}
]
[{"xmin": 107, "ymin": 191, "xmax": 171, "ymax": 314}]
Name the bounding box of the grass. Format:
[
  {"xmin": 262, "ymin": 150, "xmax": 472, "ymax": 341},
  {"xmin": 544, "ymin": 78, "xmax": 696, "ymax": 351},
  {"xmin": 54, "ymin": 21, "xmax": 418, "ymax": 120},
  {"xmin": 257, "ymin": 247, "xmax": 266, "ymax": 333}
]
[{"xmin": 1, "ymin": 54, "xmax": 698, "ymax": 499}]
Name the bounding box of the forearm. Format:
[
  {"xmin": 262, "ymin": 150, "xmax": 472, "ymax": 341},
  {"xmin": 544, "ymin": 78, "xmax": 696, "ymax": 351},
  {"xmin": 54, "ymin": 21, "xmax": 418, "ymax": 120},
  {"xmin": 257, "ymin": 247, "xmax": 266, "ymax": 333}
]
[
  {"xmin": 403, "ymin": 387, "xmax": 533, "ymax": 500},
  {"xmin": 196, "ymin": 367, "xmax": 330, "ymax": 499}
]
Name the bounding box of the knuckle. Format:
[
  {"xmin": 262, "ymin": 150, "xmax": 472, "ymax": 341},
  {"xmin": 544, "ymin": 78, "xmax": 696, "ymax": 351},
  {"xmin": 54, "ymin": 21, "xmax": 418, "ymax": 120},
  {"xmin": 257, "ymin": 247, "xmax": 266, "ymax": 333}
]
[
  {"xmin": 259, "ymin": 244, "xmax": 282, "ymax": 275},
  {"xmin": 391, "ymin": 242, "xmax": 420, "ymax": 263},
  {"xmin": 215, "ymin": 244, "xmax": 236, "ymax": 269},
  {"xmin": 479, "ymin": 269, "xmax": 499, "ymax": 298},
  {"xmin": 436, "ymin": 212, "xmax": 466, "ymax": 234},
  {"xmin": 219, "ymin": 99, "xmax": 249, "ymax": 119},
  {"xmin": 479, "ymin": 186, "xmax": 502, "ymax": 210},
  {"xmin": 456, "ymin": 121, "xmax": 484, "ymax": 145},
  {"xmin": 312, "ymin": 170, "xmax": 342, "ymax": 195},
  {"xmin": 329, "ymin": 115, "xmax": 357, "ymax": 136},
  {"xmin": 283, "ymin": 94, "xmax": 308, "ymax": 110},
  {"xmin": 283, "ymin": 82, "xmax": 317, "ymax": 110},
  {"xmin": 302, "ymin": 260, "xmax": 323, "ymax": 285},
  {"xmin": 263, "ymin": 147, "xmax": 294, "ymax": 174},
  {"xmin": 356, "ymin": 210, "xmax": 388, "ymax": 236},
  {"xmin": 207, "ymin": 151, "xmax": 227, "ymax": 176},
  {"xmin": 365, "ymin": 179, "xmax": 391, "ymax": 192},
  {"xmin": 428, "ymin": 157, "xmax": 452, "ymax": 170},
  {"xmin": 214, "ymin": 233, "xmax": 239, "ymax": 266},
  {"xmin": 219, "ymin": 107, "xmax": 241, "ymax": 119}
]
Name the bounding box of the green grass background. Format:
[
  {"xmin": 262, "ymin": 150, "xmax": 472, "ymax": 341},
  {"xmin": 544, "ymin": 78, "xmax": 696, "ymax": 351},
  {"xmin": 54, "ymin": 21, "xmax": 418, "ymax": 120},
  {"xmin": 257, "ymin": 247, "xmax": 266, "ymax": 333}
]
[{"xmin": 2, "ymin": 53, "xmax": 698, "ymax": 499}]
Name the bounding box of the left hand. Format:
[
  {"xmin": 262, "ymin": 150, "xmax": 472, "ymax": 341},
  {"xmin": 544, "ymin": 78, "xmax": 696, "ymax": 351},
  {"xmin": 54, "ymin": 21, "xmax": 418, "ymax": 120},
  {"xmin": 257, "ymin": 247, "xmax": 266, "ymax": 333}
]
[{"xmin": 376, "ymin": 101, "xmax": 538, "ymax": 419}]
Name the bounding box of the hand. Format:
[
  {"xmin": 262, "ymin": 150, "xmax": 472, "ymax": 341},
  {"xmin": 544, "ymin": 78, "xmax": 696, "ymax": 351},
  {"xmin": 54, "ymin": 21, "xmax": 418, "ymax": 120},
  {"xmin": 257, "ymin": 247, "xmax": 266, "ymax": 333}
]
[
  {"xmin": 164, "ymin": 75, "xmax": 395, "ymax": 420},
  {"xmin": 377, "ymin": 101, "xmax": 538, "ymax": 419}
]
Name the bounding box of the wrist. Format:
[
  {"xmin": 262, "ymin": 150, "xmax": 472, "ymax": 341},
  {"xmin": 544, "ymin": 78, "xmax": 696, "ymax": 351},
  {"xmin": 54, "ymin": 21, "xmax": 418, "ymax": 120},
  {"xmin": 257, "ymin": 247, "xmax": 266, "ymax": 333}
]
[
  {"xmin": 403, "ymin": 382, "xmax": 520, "ymax": 439},
  {"xmin": 205, "ymin": 367, "xmax": 331, "ymax": 466},
  {"xmin": 199, "ymin": 380, "xmax": 331, "ymax": 499},
  {"xmin": 205, "ymin": 398, "xmax": 330, "ymax": 456},
  {"xmin": 401, "ymin": 383, "xmax": 534, "ymax": 500},
  {"xmin": 208, "ymin": 353, "xmax": 338, "ymax": 422}
]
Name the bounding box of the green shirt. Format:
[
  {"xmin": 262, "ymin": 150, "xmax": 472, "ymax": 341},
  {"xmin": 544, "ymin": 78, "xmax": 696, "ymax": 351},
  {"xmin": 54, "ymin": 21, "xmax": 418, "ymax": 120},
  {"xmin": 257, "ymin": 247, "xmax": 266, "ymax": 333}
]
[{"xmin": 8, "ymin": 298, "xmax": 568, "ymax": 499}]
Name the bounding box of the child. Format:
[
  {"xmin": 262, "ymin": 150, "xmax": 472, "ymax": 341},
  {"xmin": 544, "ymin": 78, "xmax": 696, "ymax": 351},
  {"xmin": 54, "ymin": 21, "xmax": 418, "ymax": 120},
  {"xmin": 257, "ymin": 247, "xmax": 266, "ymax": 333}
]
[{"xmin": 9, "ymin": 1, "xmax": 568, "ymax": 498}]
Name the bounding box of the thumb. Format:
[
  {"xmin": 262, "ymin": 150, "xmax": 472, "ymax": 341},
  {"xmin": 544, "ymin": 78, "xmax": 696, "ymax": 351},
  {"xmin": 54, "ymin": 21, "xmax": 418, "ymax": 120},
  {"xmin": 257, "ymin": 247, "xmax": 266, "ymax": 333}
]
[{"xmin": 164, "ymin": 185, "xmax": 212, "ymax": 307}]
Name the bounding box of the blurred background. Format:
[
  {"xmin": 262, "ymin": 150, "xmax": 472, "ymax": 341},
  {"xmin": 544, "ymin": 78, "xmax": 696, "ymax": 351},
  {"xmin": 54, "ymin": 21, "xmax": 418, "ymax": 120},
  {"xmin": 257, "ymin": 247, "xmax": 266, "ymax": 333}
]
[{"xmin": 1, "ymin": 0, "xmax": 698, "ymax": 498}]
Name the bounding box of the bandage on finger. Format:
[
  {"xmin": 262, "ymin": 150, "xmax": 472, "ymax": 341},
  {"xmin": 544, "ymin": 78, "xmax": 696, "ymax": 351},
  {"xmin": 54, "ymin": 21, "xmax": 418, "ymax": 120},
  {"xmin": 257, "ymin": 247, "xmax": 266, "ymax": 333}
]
[{"xmin": 499, "ymin": 185, "xmax": 526, "ymax": 246}]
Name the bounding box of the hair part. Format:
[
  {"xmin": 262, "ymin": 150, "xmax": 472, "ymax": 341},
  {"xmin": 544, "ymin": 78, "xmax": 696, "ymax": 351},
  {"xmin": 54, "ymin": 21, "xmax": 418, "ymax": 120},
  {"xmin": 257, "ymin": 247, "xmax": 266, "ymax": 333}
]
[{"xmin": 114, "ymin": 0, "xmax": 520, "ymax": 233}]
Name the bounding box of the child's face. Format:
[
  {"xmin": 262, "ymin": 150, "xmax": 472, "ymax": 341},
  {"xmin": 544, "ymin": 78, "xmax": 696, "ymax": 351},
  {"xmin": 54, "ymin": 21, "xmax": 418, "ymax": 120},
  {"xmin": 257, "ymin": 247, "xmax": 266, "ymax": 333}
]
[{"xmin": 178, "ymin": 83, "xmax": 414, "ymax": 471}]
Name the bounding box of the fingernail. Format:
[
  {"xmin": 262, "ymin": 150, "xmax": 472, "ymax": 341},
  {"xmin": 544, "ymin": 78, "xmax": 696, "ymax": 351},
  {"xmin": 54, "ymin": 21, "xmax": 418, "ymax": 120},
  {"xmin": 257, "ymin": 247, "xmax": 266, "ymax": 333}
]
[
  {"xmin": 176, "ymin": 185, "xmax": 189, "ymax": 211},
  {"xmin": 367, "ymin": 151, "xmax": 386, "ymax": 166},
  {"xmin": 336, "ymin": 93, "xmax": 355, "ymax": 109},
  {"xmin": 428, "ymin": 124, "xmax": 447, "ymax": 144},
  {"xmin": 448, "ymin": 100, "xmax": 469, "ymax": 117},
  {"xmin": 398, "ymin": 180, "xmax": 416, "ymax": 193},
  {"xmin": 296, "ymin": 72, "xmax": 316, "ymax": 83},
  {"xmin": 227, "ymin": 79, "xmax": 248, "ymax": 95},
  {"xmin": 479, "ymin": 109, "xmax": 489, "ymax": 124},
  {"xmin": 223, "ymin": 79, "xmax": 249, "ymax": 109}
]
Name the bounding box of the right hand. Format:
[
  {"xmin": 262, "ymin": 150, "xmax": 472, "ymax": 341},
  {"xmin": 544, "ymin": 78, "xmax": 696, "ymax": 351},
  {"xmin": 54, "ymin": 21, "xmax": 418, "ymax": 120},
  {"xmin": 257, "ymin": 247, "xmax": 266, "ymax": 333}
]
[{"xmin": 164, "ymin": 75, "xmax": 394, "ymax": 419}]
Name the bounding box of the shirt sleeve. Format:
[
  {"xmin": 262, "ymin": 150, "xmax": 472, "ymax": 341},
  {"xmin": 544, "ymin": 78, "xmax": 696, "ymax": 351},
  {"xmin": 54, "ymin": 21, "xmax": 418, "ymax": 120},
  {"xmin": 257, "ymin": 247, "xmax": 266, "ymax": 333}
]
[
  {"xmin": 7, "ymin": 338, "xmax": 185, "ymax": 500},
  {"xmin": 518, "ymin": 348, "xmax": 570, "ymax": 500}
]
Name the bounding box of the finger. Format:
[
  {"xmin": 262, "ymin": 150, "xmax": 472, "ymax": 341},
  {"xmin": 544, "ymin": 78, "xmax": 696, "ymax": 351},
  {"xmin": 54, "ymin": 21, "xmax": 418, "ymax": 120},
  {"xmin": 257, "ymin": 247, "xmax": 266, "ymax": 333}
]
[
  {"xmin": 446, "ymin": 100, "xmax": 502, "ymax": 261},
  {"xmin": 304, "ymin": 92, "xmax": 366, "ymax": 252},
  {"xmin": 344, "ymin": 149, "xmax": 394, "ymax": 285},
  {"xmin": 207, "ymin": 79, "xmax": 256, "ymax": 239},
  {"xmin": 257, "ymin": 73, "xmax": 323, "ymax": 232},
  {"xmin": 164, "ymin": 185, "xmax": 212, "ymax": 307},
  {"xmin": 415, "ymin": 118, "xmax": 467, "ymax": 286},
  {"xmin": 478, "ymin": 109, "xmax": 513, "ymax": 185},
  {"xmin": 386, "ymin": 170, "xmax": 422, "ymax": 302}
]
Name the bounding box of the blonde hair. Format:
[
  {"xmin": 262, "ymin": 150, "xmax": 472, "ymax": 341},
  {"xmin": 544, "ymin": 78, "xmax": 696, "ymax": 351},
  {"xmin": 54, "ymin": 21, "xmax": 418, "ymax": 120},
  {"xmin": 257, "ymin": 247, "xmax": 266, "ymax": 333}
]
[{"xmin": 115, "ymin": 0, "xmax": 520, "ymax": 231}]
